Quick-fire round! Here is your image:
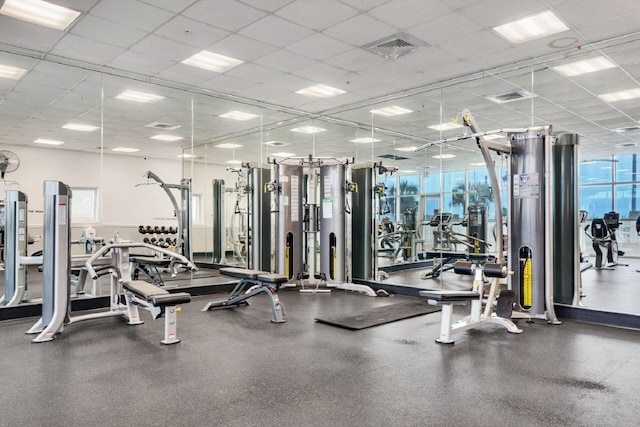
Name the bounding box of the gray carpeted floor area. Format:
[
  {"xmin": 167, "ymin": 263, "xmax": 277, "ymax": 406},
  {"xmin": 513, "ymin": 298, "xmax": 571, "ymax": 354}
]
[{"xmin": 1, "ymin": 289, "xmax": 639, "ymax": 426}]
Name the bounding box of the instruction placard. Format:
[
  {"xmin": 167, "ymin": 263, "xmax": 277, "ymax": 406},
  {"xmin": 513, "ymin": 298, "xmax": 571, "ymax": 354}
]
[
  {"xmin": 513, "ymin": 172, "xmax": 539, "ymax": 199},
  {"xmin": 322, "ymin": 198, "xmax": 333, "ymax": 219}
]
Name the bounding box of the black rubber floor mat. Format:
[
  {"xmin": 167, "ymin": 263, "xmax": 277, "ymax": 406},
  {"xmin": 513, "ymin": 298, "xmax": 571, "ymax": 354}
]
[{"xmin": 315, "ymin": 301, "xmax": 441, "ymax": 330}]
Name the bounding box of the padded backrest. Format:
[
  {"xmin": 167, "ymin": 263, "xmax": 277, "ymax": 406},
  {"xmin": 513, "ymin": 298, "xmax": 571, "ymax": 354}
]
[{"xmin": 591, "ymin": 218, "xmax": 609, "ymax": 239}]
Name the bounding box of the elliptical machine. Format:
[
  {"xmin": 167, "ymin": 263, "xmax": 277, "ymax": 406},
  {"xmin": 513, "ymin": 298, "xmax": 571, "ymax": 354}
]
[{"xmin": 584, "ymin": 211, "xmax": 627, "ymax": 269}]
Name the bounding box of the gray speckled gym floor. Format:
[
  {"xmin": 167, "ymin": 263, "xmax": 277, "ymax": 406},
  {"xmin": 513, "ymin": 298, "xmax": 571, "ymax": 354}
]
[{"xmin": 1, "ymin": 287, "xmax": 639, "ymax": 427}]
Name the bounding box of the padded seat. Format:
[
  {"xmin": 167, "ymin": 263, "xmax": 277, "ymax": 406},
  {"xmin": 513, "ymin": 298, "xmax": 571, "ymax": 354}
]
[
  {"xmin": 124, "ymin": 280, "xmax": 191, "ymax": 306},
  {"xmin": 219, "ymin": 267, "xmax": 263, "ymax": 279},
  {"xmin": 256, "ymin": 273, "xmax": 288, "ymax": 284},
  {"xmin": 419, "ymin": 289, "xmax": 479, "ymax": 302}
]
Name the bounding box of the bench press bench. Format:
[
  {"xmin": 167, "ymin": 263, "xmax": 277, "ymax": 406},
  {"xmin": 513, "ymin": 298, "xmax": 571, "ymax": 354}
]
[
  {"xmin": 202, "ymin": 267, "xmax": 287, "ymax": 323},
  {"xmin": 122, "ymin": 280, "xmax": 191, "ymax": 345}
]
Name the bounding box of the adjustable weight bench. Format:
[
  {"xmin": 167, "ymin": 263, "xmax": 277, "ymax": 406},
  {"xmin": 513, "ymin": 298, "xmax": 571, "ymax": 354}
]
[
  {"xmin": 123, "ymin": 280, "xmax": 191, "ymax": 345},
  {"xmin": 202, "ymin": 267, "xmax": 287, "ymax": 323},
  {"xmin": 419, "ymin": 261, "xmax": 521, "ymax": 344}
]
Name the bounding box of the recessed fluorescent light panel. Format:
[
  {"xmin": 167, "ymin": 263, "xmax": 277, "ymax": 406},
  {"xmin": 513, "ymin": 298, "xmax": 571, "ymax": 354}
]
[
  {"xmin": 396, "ymin": 146, "xmax": 418, "ymax": 152},
  {"xmin": 0, "ymin": 64, "xmax": 27, "ymax": 80},
  {"xmin": 399, "ymin": 170, "xmax": 418, "ymax": 174},
  {"xmin": 270, "ymin": 152, "xmax": 295, "ymax": 158},
  {"xmin": 219, "ymin": 111, "xmax": 259, "ymax": 121},
  {"xmin": 34, "ymin": 138, "xmax": 64, "ymax": 145},
  {"xmin": 179, "ymin": 154, "xmax": 196, "ymax": 158},
  {"xmin": 181, "ymin": 50, "xmax": 243, "ymax": 73},
  {"xmin": 115, "ymin": 90, "xmax": 165, "ymax": 103},
  {"xmin": 493, "ymin": 11, "xmax": 569, "ymax": 44},
  {"xmin": 112, "ymin": 147, "xmax": 139, "ymax": 153},
  {"xmin": 0, "ymin": 0, "xmax": 81, "ymax": 31},
  {"xmin": 290, "ymin": 126, "xmax": 326, "ymax": 134},
  {"xmin": 370, "ymin": 106, "xmax": 413, "ymax": 116},
  {"xmin": 296, "ymin": 84, "xmax": 346, "ymax": 98},
  {"xmin": 553, "ymin": 56, "xmax": 617, "ymax": 77},
  {"xmin": 469, "ymin": 162, "xmax": 487, "ymax": 167},
  {"xmin": 598, "ymin": 88, "xmax": 640, "ymax": 103},
  {"xmin": 428, "ymin": 122, "xmax": 463, "ymax": 131},
  {"xmin": 480, "ymin": 134, "xmax": 505, "ymax": 140},
  {"xmin": 150, "ymin": 134, "xmax": 183, "ymax": 142},
  {"xmin": 215, "ymin": 143, "xmax": 242, "ymax": 149},
  {"xmin": 350, "ymin": 137, "xmax": 381, "ymax": 143},
  {"xmin": 225, "ymin": 160, "xmax": 243, "ymax": 165},
  {"xmin": 62, "ymin": 123, "xmax": 99, "ymax": 132},
  {"xmin": 433, "ymin": 154, "xmax": 456, "ymax": 159}
]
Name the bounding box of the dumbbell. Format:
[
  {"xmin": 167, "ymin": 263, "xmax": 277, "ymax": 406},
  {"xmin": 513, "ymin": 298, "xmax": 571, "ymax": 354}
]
[
  {"xmin": 138, "ymin": 225, "xmax": 146, "ymax": 234},
  {"xmin": 145, "ymin": 225, "xmax": 153, "ymax": 234}
]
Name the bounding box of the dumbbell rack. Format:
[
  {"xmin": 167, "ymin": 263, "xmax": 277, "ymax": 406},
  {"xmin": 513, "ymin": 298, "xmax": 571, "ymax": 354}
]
[{"xmin": 138, "ymin": 225, "xmax": 178, "ymax": 249}]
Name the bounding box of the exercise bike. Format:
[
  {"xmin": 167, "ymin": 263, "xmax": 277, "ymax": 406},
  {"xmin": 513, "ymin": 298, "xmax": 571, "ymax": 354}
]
[{"xmin": 584, "ymin": 211, "xmax": 628, "ymax": 269}]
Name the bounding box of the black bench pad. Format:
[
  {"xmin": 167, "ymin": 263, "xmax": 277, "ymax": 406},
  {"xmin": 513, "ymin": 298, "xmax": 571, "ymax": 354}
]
[
  {"xmin": 124, "ymin": 280, "xmax": 191, "ymax": 306},
  {"xmin": 130, "ymin": 256, "xmax": 171, "ymax": 267},
  {"xmin": 419, "ymin": 290, "xmax": 479, "ymax": 302},
  {"xmin": 256, "ymin": 273, "xmax": 288, "ymax": 284},
  {"xmin": 219, "ymin": 267, "xmax": 263, "ymax": 279}
]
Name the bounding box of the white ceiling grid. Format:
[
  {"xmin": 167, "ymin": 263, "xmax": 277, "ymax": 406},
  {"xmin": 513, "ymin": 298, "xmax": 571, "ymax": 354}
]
[{"xmin": 0, "ymin": 0, "xmax": 640, "ymax": 165}]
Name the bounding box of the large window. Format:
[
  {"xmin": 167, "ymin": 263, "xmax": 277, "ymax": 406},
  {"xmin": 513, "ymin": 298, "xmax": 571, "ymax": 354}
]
[{"xmin": 71, "ymin": 187, "xmax": 99, "ymax": 223}]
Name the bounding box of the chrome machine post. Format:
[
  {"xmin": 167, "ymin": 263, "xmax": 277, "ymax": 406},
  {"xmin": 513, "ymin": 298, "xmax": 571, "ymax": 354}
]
[
  {"xmin": 180, "ymin": 178, "xmax": 192, "ymax": 261},
  {"xmin": 319, "ymin": 164, "xmax": 347, "ymax": 284},
  {"xmin": 351, "ymin": 165, "xmax": 374, "ymax": 280},
  {"xmin": 508, "ymin": 126, "xmax": 560, "ymax": 323},
  {"xmin": 1, "ymin": 190, "xmax": 28, "ymax": 306},
  {"xmin": 212, "ymin": 179, "xmax": 225, "ymax": 264},
  {"xmin": 27, "ymin": 181, "xmax": 72, "ymax": 342},
  {"xmin": 249, "ymin": 167, "xmax": 271, "ymax": 271},
  {"xmin": 277, "ymin": 163, "xmax": 304, "ymax": 281},
  {"xmin": 552, "ymin": 133, "xmax": 581, "ymax": 306}
]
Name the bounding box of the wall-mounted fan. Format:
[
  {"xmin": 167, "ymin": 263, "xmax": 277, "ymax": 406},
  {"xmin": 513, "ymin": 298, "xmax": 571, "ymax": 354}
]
[{"xmin": 0, "ymin": 150, "xmax": 20, "ymax": 179}]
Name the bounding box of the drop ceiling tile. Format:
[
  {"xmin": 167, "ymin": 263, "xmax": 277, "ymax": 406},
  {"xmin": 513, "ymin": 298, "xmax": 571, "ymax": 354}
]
[
  {"xmin": 153, "ymin": 16, "xmax": 229, "ymax": 48},
  {"xmin": 225, "ymin": 63, "xmax": 286, "ymax": 85},
  {"xmin": 183, "ymin": 0, "xmax": 266, "ymax": 32},
  {"xmin": 200, "ymin": 74, "xmax": 255, "ymax": 93},
  {"xmin": 253, "ymin": 50, "xmax": 316, "ymax": 73},
  {"xmin": 369, "ymin": 0, "xmax": 454, "ymax": 29},
  {"xmin": 325, "ymin": 49, "xmax": 387, "ymax": 73},
  {"xmin": 156, "ymin": 63, "xmax": 217, "ymax": 85},
  {"xmin": 286, "ymin": 33, "xmax": 353, "ymax": 61},
  {"xmin": 409, "ymin": 12, "xmax": 485, "ymax": 47},
  {"xmin": 437, "ymin": 29, "xmax": 513, "ymax": 61},
  {"xmin": 130, "ymin": 34, "xmax": 196, "ymax": 62},
  {"xmin": 239, "ymin": 15, "xmax": 314, "ymax": 48},
  {"xmin": 0, "ymin": 16, "xmax": 65, "ymax": 51},
  {"xmin": 237, "ymin": 0, "xmax": 295, "ymax": 12},
  {"xmin": 326, "ymin": 14, "xmax": 400, "ymax": 49},
  {"xmin": 51, "ymin": 34, "xmax": 123, "ymax": 65},
  {"xmin": 458, "ymin": 0, "xmax": 550, "ymax": 28},
  {"xmin": 139, "ymin": 0, "xmax": 198, "ymax": 13},
  {"xmin": 109, "ymin": 50, "xmax": 175, "ymax": 75},
  {"xmin": 577, "ymin": 11, "xmax": 640, "ymax": 44},
  {"xmin": 275, "ymin": 0, "xmax": 358, "ymax": 31},
  {"xmin": 70, "ymin": 15, "xmax": 147, "ymax": 48},
  {"xmin": 338, "ymin": 0, "xmax": 390, "ymax": 12},
  {"xmin": 209, "ymin": 34, "xmax": 278, "ymax": 61},
  {"xmin": 291, "ymin": 62, "xmax": 349, "ymax": 83},
  {"xmin": 90, "ymin": 0, "xmax": 174, "ymax": 32}
]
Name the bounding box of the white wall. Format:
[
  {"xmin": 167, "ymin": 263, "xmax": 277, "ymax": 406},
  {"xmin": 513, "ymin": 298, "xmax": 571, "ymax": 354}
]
[{"xmin": 1, "ymin": 145, "xmax": 231, "ymax": 253}]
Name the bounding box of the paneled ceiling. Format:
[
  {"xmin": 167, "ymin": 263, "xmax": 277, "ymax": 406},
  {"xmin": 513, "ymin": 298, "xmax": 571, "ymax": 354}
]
[{"xmin": 2, "ymin": 0, "xmax": 640, "ymax": 172}]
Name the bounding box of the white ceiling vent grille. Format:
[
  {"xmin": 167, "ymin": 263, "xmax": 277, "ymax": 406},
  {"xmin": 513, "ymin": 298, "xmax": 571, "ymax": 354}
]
[
  {"xmin": 145, "ymin": 121, "xmax": 182, "ymax": 130},
  {"xmin": 485, "ymin": 89, "xmax": 536, "ymax": 104},
  {"xmin": 361, "ymin": 32, "xmax": 428, "ymax": 60},
  {"xmin": 614, "ymin": 126, "xmax": 640, "ymax": 133}
]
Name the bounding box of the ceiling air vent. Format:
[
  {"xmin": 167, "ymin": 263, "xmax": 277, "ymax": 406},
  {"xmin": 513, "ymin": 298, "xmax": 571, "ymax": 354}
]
[
  {"xmin": 615, "ymin": 142, "xmax": 638, "ymax": 148},
  {"xmin": 361, "ymin": 32, "xmax": 428, "ymax": 60},
  {"xmin": 145, "ymin": 121, "xmax": 182, "ymax": 130},
  {"xmin": 378, "ymin": 153, "xmax": 409, "ymax": 160},
  {"xmin": 485, "ymin": 89, "xmax": 536, "ymax": 104},
  {"xmin": 614, "ymin": 126, "xmax": 640, "ymax": 133}
]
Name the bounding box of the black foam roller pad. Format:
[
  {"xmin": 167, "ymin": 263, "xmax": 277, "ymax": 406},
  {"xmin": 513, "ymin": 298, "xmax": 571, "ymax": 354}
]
[
  {"xmin": 483, "ymin": 263, "xmax": 506, "ymax": 278},
  {"xmin": 453, "ymin": 261, "xmax": 475, "ymax": 275}
]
